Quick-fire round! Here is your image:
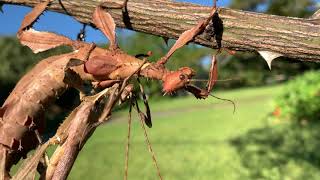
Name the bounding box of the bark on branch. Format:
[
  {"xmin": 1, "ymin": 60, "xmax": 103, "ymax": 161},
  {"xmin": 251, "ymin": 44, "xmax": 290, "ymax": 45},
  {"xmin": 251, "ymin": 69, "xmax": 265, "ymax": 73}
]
[{"xmin": 1, "ymin": 0, "xmax": 320, "ymax": 62}]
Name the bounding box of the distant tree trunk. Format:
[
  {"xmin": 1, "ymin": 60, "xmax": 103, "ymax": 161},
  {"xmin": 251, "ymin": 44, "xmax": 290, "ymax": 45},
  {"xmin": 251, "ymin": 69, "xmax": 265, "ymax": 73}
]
[{"xmin": 1, "ymin": 0, "xmax": 320, "ymax": 62}]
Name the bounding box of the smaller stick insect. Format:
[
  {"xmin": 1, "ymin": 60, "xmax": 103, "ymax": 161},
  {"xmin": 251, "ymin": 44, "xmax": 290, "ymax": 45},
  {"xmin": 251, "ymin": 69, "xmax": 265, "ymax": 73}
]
[{"xmin": 113, "ymin": 0, "xmax": 235, "ymax": 179}]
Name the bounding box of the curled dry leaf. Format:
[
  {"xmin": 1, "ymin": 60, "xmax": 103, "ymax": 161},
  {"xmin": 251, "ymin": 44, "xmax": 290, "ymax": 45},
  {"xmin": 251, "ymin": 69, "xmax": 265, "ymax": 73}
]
[
  {"xmin": 93, "ymin": 6, "xmax": 117, "ymax": 49},
  {"xmin": 159, "ymin": 23, "xmax": 204, "ymax": 64},
  {"xmin": 207, "ymin": 55, "xmax": 218, "ymax": 93}
]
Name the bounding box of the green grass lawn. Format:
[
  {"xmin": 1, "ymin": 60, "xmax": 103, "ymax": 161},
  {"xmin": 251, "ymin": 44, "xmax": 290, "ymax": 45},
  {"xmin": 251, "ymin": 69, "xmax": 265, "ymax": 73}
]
[{"xmin": 67, "ymin": 85, "xmax": 283, "ymax": 180}]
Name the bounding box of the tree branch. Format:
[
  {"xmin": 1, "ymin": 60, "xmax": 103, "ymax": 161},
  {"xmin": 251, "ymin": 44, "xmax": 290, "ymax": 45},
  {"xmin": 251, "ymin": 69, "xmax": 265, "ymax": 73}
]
[{"xmin": 1, "ymin": 0, "xmax": 320, "ymax": 62}]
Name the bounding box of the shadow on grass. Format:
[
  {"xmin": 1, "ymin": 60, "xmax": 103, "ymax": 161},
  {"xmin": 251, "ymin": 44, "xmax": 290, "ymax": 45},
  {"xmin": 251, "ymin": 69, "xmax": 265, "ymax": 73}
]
[{"xmin": 230, "ymin": 123, "xmax": 320, "ymax": 179}]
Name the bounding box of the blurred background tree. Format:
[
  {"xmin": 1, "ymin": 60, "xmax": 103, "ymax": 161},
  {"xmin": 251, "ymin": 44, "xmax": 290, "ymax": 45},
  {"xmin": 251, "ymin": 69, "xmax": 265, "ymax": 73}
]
[{"xmin": 228, "ymin": 1, "xmax": 320, "ymax": 179}]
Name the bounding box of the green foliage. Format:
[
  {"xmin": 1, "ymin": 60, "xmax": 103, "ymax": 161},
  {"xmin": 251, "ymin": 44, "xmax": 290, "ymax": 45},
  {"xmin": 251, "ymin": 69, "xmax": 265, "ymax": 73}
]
[
  {"xmin": 0, "ymin": 37, "xmax": 71, "ymax": 84},
  {"xmin": 231, "ymin": 71, "xmax": 320, "ymax": 180},
  {"xmin": 61, "ymin": 85, "xmax": 282, "ymax": 180},
  {"xmin": 230, "ymin": 0, "xmax": 316, "ymax": 17},
  {"xmin": 0, "ymin": 36, "xmax": 71, "ymax": 104},
  {"xmin": 273, "ymin": 71, "xmax": 320, "ymax": 124},
  {"xmin": 0, "ymin": 37, "xmax": 37, "ymax": 84},
  {"xmin": 268, "ymin": 0, "xmax": 315, "ymax": 17},
  {"xmin": 231, "ymin": 124, "xmax": 320, "ymax": 180}
]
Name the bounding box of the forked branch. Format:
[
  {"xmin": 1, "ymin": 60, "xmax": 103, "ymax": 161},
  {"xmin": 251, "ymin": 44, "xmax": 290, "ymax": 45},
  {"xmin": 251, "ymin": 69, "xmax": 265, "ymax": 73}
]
[{"xmin": 1, "ymin": 0, "xmax": 320, "ymax": 62}]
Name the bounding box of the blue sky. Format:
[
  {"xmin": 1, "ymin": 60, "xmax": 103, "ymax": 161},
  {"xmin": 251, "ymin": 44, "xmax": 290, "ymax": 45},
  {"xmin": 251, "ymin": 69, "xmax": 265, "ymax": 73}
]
[{"xmin": 0, "ymin": 0, "xmax": 231, "ymax": 43}]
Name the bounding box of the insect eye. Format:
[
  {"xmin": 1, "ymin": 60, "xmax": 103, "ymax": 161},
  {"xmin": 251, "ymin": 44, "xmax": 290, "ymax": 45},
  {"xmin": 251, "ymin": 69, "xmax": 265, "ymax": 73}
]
[{"xmin": 179, "ymin": 74, "xmax": 186, "ymax": 80}]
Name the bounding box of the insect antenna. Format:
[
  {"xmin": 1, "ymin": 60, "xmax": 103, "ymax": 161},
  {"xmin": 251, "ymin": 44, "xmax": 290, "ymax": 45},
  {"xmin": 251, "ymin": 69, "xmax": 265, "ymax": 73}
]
[
  {"xmin": 124, "ymin": 98, "xmax": 133, "ymax": 180},
  {"xmin": 209, "ymin": 93, "xmax": 236, "ymax": 114},
  {"xmin": 133, "ymin": 98, "xmax": 163, "ymax": 180},
  {"xmin": 189, "ymin": 78, "xmax": 234, "ymax": 82}
]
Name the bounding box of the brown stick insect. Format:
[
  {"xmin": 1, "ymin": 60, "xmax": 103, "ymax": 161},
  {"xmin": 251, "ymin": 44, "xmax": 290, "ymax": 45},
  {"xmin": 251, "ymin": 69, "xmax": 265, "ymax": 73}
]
[{"xmin": 0, "ymin": 0, "xmax": 234, "ymax": 178}]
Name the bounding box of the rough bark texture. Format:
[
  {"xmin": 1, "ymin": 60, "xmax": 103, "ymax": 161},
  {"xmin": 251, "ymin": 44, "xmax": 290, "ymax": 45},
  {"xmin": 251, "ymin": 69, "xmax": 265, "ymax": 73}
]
[{"xmin": 1, "ymin": 0, "xmax": 320, "ymax": 62}]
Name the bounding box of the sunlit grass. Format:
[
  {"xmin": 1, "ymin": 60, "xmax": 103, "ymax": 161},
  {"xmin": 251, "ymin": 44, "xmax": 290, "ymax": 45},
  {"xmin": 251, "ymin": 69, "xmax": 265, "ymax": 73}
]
[{"xmin": 67, "ymin": 85, "xmax": 282, "ymax": 180}]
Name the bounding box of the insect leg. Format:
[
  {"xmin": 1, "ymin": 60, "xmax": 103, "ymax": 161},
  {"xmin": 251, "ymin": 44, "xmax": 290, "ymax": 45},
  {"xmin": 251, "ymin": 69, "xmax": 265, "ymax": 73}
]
[
  {"xmin": 183, "ymin": 53, "xmax": 218, "ymax": 99},
  {"xmin": 135, "ymin": 51, "xmax": 153, "ymax": 59},
  {"xmin": 137, "ymin": 78, "xmax": 152, "ymax": 128},
  {"xmin": 157, "ymin": 2, "xmax": 218, "ymax": 65},
  {"xmin": 124, "ymin": 97, "xmax": 132, "ymax": 180},
  {"xmin": 133, "ymin": 98, "xmax": 163, "ymax": 180},
  {"xmin": 93, "ymin": 80, "xmax": 121, "ymax": 89}
]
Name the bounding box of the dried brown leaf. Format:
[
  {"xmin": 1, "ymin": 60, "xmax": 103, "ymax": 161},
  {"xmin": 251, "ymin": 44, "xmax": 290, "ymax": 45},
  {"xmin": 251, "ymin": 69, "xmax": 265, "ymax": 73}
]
[
  {"xmin": 93, "ymin": 6, "xmax": 117, "ymax": 49},
  {"xmin": 163, "ymin": 24, "xmax": 202, "ymax": 63}
]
